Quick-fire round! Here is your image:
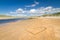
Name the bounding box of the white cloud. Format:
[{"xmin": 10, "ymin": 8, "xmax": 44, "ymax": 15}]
[
  {"xmin": 37, "ymin": 6, "xmax": 60, "ymax": 14},
  {"xmin": 29, "ymin": 4, "xmax": 35, "ymax": 7},
  {"xmin": 16, "ymin": 8, "xmax": 25, "ymax": 13},
  {"xmin": 34, "ymin": 1, "xmax": 39, "ymax": 5},
  {"xmin": 25, "ymin": 4, "xmax": 36, "ymax": 7},
  {"xmin": 9, "ymin": 8, "xmax": 27, "ymax": 16},
  {"xmin": 25, "ymin": 1, "xmax": 39, "ymax": 7},
  {"xmin": 8, "ymin": 6, "xmax": 60, "ymax": 16},
  {"xmin": 15, "ymin": 14, "xmax": 27, "ymax": 16},
  {"xmin": 29, "ymin": 9, "xmax": 36, "ymax": 13}
]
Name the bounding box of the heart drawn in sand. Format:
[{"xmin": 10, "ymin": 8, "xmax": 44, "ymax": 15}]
[{"xmin": 26, "ymin": 27, "xmax": 46, "ymax": 35}]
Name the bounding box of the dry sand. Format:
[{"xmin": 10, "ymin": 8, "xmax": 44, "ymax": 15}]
[{"xmin": 0, "ymin": 18, "xmax": 60, "ymax": 40}]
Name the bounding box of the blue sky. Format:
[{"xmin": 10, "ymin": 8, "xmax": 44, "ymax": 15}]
[{"xmin": 0, "ymin": 0, "xmax": 60, "ymax": 16}]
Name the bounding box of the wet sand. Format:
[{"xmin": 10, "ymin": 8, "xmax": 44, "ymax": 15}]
[{"xmin": 0, "ymin": 18, "xmax": 60, "ymax": 40}]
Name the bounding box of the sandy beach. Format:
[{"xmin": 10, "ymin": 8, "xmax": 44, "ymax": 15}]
[
  {"xmin": 0, "ymin": 17, "xmax": 17, "ymax": 19},
  {"xmin": 0, "ymin": 18, "xmax": 60, "ymax": 40}
]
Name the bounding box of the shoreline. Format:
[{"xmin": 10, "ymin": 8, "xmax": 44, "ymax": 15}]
[
  {"xmin": 0, "ymin": 18, "xmax": 60, "ymax": 40},
  {"xmin": 0, "ymin": 16, "xmax": 60, "ymax": 19}
]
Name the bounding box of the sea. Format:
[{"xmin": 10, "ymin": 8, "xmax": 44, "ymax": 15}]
[{"xmin": 0, "ymin": 18, "xmax": 27, "ymax": 25}]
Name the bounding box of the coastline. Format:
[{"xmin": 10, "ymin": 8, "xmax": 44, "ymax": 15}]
[{"xmin": 0, "ymin": 17, "xmax": 60, "ymax": 40}]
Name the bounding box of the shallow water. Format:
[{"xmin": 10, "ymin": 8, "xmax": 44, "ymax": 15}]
[{"xmin": 0, "ymin": 18, "xmax": 27, "ymax": 24}]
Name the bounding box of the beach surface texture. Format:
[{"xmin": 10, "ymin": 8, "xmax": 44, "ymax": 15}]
[{"xmin": 0, "ymin": 18, "xmax": 60, "ymax": 40}]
